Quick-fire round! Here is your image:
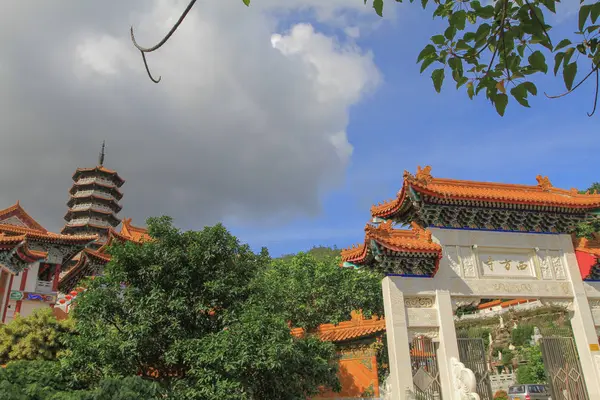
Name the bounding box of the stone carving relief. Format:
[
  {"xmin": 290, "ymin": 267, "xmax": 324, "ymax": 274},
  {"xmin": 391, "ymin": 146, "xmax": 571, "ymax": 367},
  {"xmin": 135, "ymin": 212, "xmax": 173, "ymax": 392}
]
[
  {"xmin": 589, "ymin": 299, "xmax": 600, "ymax": 309},
  {"xmin": 406, "ymin": 309, "xmax": 438, "ymax": 327},
  {"xmin": 459, "ymin": 247, "xmax": 477, "ymax": 278},
  {"xmin": 549, "ymin": 251, "xmax": 566, "ymax": 280},
  {"xmin": 492, "ymin": 282, "xmax": 533, "ymax": 294},
  {"xmin": 407, "ymin": 328, "xmax": 439, "ymax": 340},
  {"xmin": 404, "ymin": 297, "xmax": 435, "ymax": 308},
  {"xmin": 539, "ymin": 299, "xmax": 573, "ymax": 310},
  {"xmin": 444, "ymin": 245, "xmax": 462, "ymax": 277},
  {"xmin": 462, "ymin": 280, "xmax": 572, "ymax": 297},
  {"xmin": 452, "ymin": 297, "xmax": 479, "ymax": 312},
  {"xmin": 450, "ymin": 357, "xmax": 481, "ymax": 400},
  {"xmin": 536, "ymin": 249, "xmax": 554, "ymax": 280}
]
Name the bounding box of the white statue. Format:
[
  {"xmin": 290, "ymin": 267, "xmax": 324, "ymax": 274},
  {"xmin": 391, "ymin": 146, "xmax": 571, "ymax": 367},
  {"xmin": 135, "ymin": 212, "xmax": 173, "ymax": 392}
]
[
  {"xmin": 451, "ymin": 357, "xmax": 481, "ymax": 400},
  {"xmin": 499, "ymin": 315, "xmax": 505, "ymax": 328}
]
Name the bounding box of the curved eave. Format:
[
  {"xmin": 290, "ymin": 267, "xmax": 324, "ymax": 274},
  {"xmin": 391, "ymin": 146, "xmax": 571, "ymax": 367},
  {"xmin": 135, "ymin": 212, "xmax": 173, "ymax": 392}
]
[
  {"xmin": 370, "ymin": 184, "xmax": 409, "ymax": 219},
  {"xmin": 72, "ymin": 167, "xmax": 125, "ymax": 187},
  {"xmin": 0, "ymin": 224, "xmax": 98, "ymax": 245},
  {"xmin": 69, "ymin": 182, "xmax": 123, "ymax": 200},
  {"xmin": 83, "ymin": 248, "xmax": 111, "ymax": 263},
  {"xmin": 66, "ymin": 195, "xmax": 122, "ymax": 212},
  {"xmin": 64, "ymin": 208, "xmax": 119, "ymax": 222},
  {"xmin": 62, "ymin": 223, "xmax": 112, "ymax": 233}
]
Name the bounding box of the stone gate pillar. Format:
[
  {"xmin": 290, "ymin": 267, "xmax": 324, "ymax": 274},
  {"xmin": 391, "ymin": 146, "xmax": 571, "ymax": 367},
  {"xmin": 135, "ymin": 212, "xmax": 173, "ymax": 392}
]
[
  {"xmin": 382, "ymin": 277, "xmax": 413, "ymax": 399},
  {"xmin": 435, "ymin": 290, "xmax": 461, "ymax": 399}
]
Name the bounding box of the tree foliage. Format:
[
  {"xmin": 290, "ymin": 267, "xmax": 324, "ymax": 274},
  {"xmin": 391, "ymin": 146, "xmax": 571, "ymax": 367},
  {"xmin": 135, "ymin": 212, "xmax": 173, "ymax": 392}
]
[
  {"xmin": 254, "ymin": 252, "xmax": 384, "ymax": 331},
  {"xmin": 0, "ymin": 308, "xmax": 74, "ymax": 364},
  {"xmin": 0, "ymin": 360, "xmax": 160, "ymax": 400},
  {"xmin": 576, "ymin": 182, "xmax": 600, "ymax": 238},
  {"xmin": 65, "ymin": 217, "xmax": 343, "ymax": 399},
  {"xmin": 366, "ymin": 0, "xmax": 600, "ymax": 116},
  {"xmin": 516, "ymin": 345, "xmax": 547, "ymax": 384}
]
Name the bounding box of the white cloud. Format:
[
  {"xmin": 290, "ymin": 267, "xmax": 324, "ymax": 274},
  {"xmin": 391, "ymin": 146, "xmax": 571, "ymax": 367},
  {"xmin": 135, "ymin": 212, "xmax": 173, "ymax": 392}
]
[{"xmin": 0, "ymin": 0, "xmax": 381, "ymax": 232}]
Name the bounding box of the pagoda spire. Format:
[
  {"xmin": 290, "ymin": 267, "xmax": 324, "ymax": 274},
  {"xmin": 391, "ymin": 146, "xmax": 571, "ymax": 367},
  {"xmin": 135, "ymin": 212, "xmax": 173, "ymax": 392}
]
[{"xmin": 98, "ymin": 140, "xmax": 106, "ymax": 166}]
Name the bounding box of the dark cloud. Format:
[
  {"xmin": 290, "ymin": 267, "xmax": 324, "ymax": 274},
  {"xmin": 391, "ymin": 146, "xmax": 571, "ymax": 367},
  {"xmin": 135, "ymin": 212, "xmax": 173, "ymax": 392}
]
[{"xmin": 0, "ymin": 0, "xmax": 380, "ymax": 232}]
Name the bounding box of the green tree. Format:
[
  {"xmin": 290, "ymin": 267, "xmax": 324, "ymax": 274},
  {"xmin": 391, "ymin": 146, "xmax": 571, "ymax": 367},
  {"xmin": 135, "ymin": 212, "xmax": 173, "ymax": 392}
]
[
  {"xmin": 254, "ymin": 252, "xmax": 384, "ymax": 331},
  {"xmin": 576, "ymin": 183, "xmax": 600, "ymax": 238},
  {"xmin": 516, "ymin": 345, "xmax": 547, "ymax": 384},
  {"xmin": 66, "ymin": 217, "xmax": 341, "ymax": 400},
  {"xmin": 0, "ymin": 307, "xmax": 74, "ymax": 364},
  {"xmin": 279, "ymin": 245, "xmax": 341, "ymax": 263},
  {"xmin": 0, "ymin": 360, "xmax": 160, "ymax": 400}
]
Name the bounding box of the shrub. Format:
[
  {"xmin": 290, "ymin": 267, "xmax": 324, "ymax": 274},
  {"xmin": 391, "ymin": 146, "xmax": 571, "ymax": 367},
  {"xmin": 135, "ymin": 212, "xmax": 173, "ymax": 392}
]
[{"xmin": 494, "ymin": 389, "xmax": 508, "ymax": 400}]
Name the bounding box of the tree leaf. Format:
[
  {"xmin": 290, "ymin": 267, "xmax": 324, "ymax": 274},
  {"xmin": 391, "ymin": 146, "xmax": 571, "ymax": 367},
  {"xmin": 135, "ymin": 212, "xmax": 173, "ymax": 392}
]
[
  {"xmin": 373, "ymin": 0, "xmax": 384, "ymax": 16},
  {"xmin": 444, "ymin": 25, "xmax": 457, "ymax": 40},
  {"xmin": 431, "ymin": 68, "xmax": 445, "ymax": 93},
  {"xmin": 554, "ymin": 39, "xmax": 572, "ymax": 51},
  {"xmin": 420, "ymin": 57, "xmax": 437, "ymax": 72},
  {"xmin": 563, "ymin": 62, "xmax": 578, "ymax": 90},
  {"xmin": 242, "ymin": 0, "xmax": 251, "ymax": 5},
  {"xmin": 479, "ymin": 5, "xmax": 495, "ymax": 19},
  {"xmin": 450, "ymin": 10, "xmax": 467, "ymax": 30},
  {"xmin": 510, "ymin": 83, "xmax": 531, "ymax": 108},
  {"xmin": 553, "ymin": 52, "xmax": 564, "ymax": 75},
  {"xmin": 579, "ymin": 4, "xmax": 591, "ymax": 31},
  {"xmin": 431, "ymin": 34, "xmax": 446, "ymax": 45},
  {"xmin": 467, "ymin": 81, "xmax": 475, "ymax": 99},
  {"xmin": 417, "ymin": 45, "xmax": 437, "ymax": 62},
  {"xmin": 592, "ymin": 2, "xmax": 600, "ymax": 23},
  {"xmin": 528, "ymin": 51, "xmax": 548, "ymax": 73},
  {"xmin": 521, "ymin": 81, "xmax": 537, "ymax": 95},
  {"xmin": 494, "ymin": 93, "xmax": 509, "ymax": 116},
  {"xmin": 496, "ymin": 80, "xmax": 506, "ymax": 94}
]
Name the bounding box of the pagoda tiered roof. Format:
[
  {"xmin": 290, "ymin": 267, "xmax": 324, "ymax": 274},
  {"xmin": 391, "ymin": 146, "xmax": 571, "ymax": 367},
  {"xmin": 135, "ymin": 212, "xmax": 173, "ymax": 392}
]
[
  {"xmin": 372, "ymin": 166, "xmax": 600, "ymax": 220},
  {"xmin": 341, "ymin": 220, "xmax": 442, "ymax": 276},
  {"xmin": 72, "ymin": 166, "xmax": 125, "ymax": 187}
]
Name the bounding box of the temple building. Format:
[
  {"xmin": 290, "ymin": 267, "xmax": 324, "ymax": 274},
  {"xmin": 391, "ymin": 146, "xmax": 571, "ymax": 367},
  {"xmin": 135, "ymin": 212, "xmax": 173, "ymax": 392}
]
[
  {"xmin": 61, "ymin": 142, "xmax": 125, "ymax": 247},
  {"xmin": 57, "ymin": 218, "xmax": 150, "ymax": 305},
  {"xmin": 0, "ymin": 202, "xmax": 96, "ymax": 323},
  {"xmin": 337, "ymin": 166, "xmax": 600, "ymax": 399}
]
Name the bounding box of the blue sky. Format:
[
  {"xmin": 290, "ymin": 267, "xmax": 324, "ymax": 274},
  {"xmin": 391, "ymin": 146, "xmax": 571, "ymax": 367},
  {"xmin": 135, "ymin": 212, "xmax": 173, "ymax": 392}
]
[{"xmin": 229, "ymin": 1, "xmax": 598, "ymax": 257}]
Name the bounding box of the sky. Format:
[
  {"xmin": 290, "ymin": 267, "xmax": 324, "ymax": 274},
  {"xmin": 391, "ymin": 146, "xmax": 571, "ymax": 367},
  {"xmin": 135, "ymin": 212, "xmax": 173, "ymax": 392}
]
[{"xmin": 0, "ymin": 0, "xmax": 596, "ymax": 257}]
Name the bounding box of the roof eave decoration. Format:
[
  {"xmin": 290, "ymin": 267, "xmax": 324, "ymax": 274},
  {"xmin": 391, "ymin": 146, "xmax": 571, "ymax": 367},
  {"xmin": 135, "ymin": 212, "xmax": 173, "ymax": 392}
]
[
  {"xmin": 0, "ymin": 202, "xmax": 47, "ymax": 232},
  {"xmin": 0, "ymin": 235, "xmax": 47, "ymax": 274},
  {"xmin": 370, "ymin": 166, "xmax": 600, "ymax": 221},
  {"xmin": 340, "ymin": 220, "xmax": 442, "ymax": 277}
]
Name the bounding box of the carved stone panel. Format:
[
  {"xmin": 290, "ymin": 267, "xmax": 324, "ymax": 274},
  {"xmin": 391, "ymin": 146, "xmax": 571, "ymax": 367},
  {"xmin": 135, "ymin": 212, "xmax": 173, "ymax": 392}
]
[
  {"xmin": 404, "ymin": 297, "xmax": 435, "ymax": 308},
  {"xmin": 460, "ymin": 280, "xmax": 572, "ymax": 297},
  {"xmin": 444, "ymin": 245, "xmax": 462, "ymax": 277},
  {"xmin": 459, "ymin": 246, "xmax": 477, "ymax": 278},
  {"xmin": 548, "ymin": 251, "xmax": 566, "ymax": 280},
  {"xmin": 408, "ymin": 328, "xmax": 439, "ymax": 340},
  {"xmin": 592, "ymin": 309, "xmax": 600, "ymax": 326},
  {"xmin": 536, "ymin": 249, "xmax": 554, "ymax": 280},
  {"xmin": 406, "ymin": 308, "xmax": 438, "ymax": 327},
  {"xmin": 477, "ymin": 247, "xmax": 536, "ymax": 279}
]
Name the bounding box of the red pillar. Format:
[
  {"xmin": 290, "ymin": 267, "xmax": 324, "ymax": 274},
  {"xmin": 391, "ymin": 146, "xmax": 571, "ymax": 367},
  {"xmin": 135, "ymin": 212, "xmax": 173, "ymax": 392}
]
[
  {"xmin": 14, "ymin": 268, "xmax": 28, "ymax": 315},
  {"xmin": 52, "ymin": 264, "xmax": 60, "ymax": 292},
  {"xmin": 2, "ymin": 275, "xmax": 14, "ymax": 323}
]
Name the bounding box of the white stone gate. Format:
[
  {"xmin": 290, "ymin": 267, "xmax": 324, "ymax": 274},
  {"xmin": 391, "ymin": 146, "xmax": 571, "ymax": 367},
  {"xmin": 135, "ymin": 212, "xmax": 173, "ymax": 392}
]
[{"xmin": 382, "ymin": 228, "xmax": 600, "ymax": 399}]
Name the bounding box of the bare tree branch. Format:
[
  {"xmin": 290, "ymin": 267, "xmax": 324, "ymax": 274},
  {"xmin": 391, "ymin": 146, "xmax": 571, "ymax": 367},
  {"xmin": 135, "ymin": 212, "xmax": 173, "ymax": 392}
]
[
  {"xmin": 544, "ymin": 62, "xmax": 599, "ymax": 99},
  {"xmin": 588, "ymin": 67, "xmax": 599, "ymax": 117},
  {"xmin": 130, "ymin": 0, "xmax": 199, "ymax": 83}
]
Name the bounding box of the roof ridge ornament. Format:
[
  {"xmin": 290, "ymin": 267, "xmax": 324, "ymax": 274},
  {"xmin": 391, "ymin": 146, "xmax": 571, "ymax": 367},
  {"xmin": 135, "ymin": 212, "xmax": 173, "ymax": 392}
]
[
  {"xmin": 536, "ymin": 175, "xmax": 552, "ymax": 191},
  {"xmin": 414, "ymin": 165, "xmax": 433, "ymax": 185},
  {"xmin": 410, "ymin": 221, "xmax": 432, "ymax": 242}
]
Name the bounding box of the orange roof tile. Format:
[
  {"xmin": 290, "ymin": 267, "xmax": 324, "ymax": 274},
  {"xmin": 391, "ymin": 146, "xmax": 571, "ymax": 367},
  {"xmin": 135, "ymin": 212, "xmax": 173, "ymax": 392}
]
[
  {"xmin": 0, "ymin": 202, "xmax": 47, "ymax": 232},
  {"xmin": 341, "ymin": 221, "xmax": 442, "ymax": 265},
  {"xmin": 291, "ymin": 312, "xmax": 386, "ymax": 343},
  {"xmin": 573, "ymin": 234, "xmax": 600, "ymax": 256},
  {"xmin": 477, "ymin": 300, "xmax": 502, "ymax": 309},
  {"xmin": 0, "ymin": 234, "xmax": 48, "ymax": 266},
  {"xmin": 72, "ymin": 166, "xmax": 125, "ymax": 186},
  {"xmin": 371, "ymin": 166, "xmax": 600, "ymax": 219},
  {"xmin": 0, "ymin": 224, "xmax": 97, "ymax": 244},
  {"xmin": 120, "ymin": 218, "xmax": 151, "ymax": 242}
]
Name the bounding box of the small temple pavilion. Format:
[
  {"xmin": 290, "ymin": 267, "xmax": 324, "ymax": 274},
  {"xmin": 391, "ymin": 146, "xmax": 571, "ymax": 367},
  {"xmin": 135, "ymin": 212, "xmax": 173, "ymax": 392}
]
[
  {"xmin": 0, "ymin": 202, "xmax": 96, "ymax": 323},
  {"xmin": 61, "ymin": 142, "xmax": 125, "ymax": 247}
]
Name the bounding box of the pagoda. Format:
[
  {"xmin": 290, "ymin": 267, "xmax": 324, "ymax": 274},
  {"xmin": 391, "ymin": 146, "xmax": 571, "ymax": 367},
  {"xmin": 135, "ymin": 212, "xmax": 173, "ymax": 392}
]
[{"xmin": 61, "ymin": 142, "xmax": 125, "ymax": 247}]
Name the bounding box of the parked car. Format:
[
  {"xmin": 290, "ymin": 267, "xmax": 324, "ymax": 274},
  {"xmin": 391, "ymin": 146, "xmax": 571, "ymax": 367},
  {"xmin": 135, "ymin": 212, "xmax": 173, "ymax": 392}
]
[{"xmin": 507, "ymin": 384, "xmax": 551, "ymax": 400}]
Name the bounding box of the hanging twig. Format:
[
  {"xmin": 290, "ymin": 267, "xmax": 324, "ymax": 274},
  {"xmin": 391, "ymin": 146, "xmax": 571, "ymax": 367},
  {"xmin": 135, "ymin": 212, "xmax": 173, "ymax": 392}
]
[
  {"xmin": 587, "ymin": 67, "xmax": 599, "ymax": 117},
  {"xmin": 544, "ymin": 63, "xmax": 599, "ymax": 99},
  {"xmin": 130, "ymin": 0, "xmax": 199, "ymax": 83}
]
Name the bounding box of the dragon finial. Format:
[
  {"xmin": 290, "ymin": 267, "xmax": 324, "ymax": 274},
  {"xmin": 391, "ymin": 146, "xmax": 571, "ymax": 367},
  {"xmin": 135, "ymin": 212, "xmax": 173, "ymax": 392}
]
[{"xmin": 535, "ymin": 175, "xmax": 552, "ymax": 191}]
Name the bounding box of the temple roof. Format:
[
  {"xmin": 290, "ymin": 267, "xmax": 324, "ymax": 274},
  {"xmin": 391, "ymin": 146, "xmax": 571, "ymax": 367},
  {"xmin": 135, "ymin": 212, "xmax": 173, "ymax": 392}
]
[
  {"xmin": 371, "ymin": 166, "xmax": 600, "ymax": 219},
  {"xmin": 340, "ymin": 220, "xmax": 442, "ymax": 266},
  {"xmin": 0, "ymin": 223, "xmax": 98, "ymax": 245},
  {"xmin": 121, "ymin": 218, "xmax": 151, "ymax": 242},
  {"xmin": 291, "ymin": 311, "xmax": 386, "ymax": 343},
  {"xmin": 72, "ymin": 166, "xmax": 125, "ymax": 187},
  {"xmin": 0, "ymin": 234, "xmax": 48, "ymax": 274},
  {"xmin": 0, "ymin": 202, "xmax": 47, "ymax": 232}
]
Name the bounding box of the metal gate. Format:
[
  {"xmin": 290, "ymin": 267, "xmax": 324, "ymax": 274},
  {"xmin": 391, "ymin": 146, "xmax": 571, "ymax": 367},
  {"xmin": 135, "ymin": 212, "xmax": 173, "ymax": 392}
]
[
  {"xmin": 457, "ymin": 338, "xmax": 493, "ymax": 400},
  {"xmin": 409, "ymin": 336, "xmax": 442, "ymax": 399},
  {"xmin": 539, "ymin": 337, "xmax": 589, "ymax": 400}
]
